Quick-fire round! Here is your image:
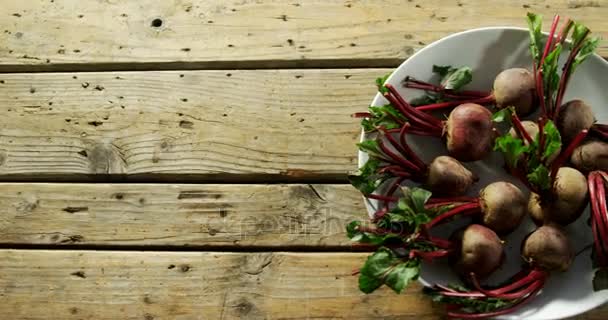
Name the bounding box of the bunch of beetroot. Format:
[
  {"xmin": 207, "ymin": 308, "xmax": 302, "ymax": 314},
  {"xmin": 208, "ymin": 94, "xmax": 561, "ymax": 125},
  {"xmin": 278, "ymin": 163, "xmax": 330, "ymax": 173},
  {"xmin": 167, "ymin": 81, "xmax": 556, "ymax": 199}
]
[{"xmin": 347, "ymin": 12, "xmax": 605, "ymax": 319}]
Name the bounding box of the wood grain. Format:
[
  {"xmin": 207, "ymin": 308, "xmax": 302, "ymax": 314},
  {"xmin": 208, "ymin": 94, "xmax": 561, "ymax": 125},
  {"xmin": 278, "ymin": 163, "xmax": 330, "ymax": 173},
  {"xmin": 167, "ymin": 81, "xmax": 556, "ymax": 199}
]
[
  {"xmin": 0, "ymin": 249, "xmax": 606, "ymax": 319},
  {"xmin": 0, "ymin": 250, "xmax": 440, "ymax": 320},
  {"xmin": 2, "ymin": 0, "xmax": 607, "ymax": 71},
  {"xmin": 0, "ymin": 183, "xmax": 364, "ymax": 247},
  {"xmin": 0, "ymin": 69, "xmax": 376, "ymax": 181}
]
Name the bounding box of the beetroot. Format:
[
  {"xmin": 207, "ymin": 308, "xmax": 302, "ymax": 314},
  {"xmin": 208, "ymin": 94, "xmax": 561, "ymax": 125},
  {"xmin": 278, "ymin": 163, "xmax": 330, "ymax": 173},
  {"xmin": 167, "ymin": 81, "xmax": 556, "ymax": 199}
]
[
  {"xmin": 528, "ymin": 167, "xmax": 588, "ymax": 225},
  {"xmin": 522, "ymin": 225, "xmax": 573, "ymax": 271},
  {"xmin": 445, "ymin": 104, "xmax": 495, "ymax": 161},
  {"xmin": 451, "ymin": 224, "xmax": 504, "ymax": 279},
  {"xmin": 493, "ymin": 68, "xmax": 537, "ymax": 116},
  {"xmin": 556, "ymin": 99, "xmax": 595, "ymax": 144},
  {"xmin": 571, "ymin": 140, "xmax": 608, "ymax": 172},
  {"xmin": 424, "ymin": 181, "xmax": 526, "ymax": 235},
  {"xmin": 430, "ymin": 225, "xmax": 572, "ymax": 319},
  {"xmin": 383, "ymin": 84, "xmax": 494, "ymax": 162}
]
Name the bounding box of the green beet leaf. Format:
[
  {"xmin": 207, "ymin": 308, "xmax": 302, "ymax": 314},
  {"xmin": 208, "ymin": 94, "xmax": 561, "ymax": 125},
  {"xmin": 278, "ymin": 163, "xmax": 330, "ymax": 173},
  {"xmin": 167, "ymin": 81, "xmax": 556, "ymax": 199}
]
[{"xmin": 359, "ymin": 247, "xmax": 420, "ymax": 294}]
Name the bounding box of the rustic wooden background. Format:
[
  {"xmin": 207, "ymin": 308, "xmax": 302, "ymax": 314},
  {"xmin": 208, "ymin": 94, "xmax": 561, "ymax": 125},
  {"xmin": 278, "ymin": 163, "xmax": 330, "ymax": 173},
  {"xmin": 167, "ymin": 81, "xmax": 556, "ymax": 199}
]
[{"xmin": 1, "ymin": 0, "xmax": 607, "ymax": 319}]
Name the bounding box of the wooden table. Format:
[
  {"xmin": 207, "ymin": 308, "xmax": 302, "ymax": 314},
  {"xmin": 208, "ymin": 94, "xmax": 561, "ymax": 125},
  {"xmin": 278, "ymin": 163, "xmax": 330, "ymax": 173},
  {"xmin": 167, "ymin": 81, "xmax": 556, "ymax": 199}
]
[{"xmin": 1, "ymin": 1, "xmax": 607, "ymax": 319}]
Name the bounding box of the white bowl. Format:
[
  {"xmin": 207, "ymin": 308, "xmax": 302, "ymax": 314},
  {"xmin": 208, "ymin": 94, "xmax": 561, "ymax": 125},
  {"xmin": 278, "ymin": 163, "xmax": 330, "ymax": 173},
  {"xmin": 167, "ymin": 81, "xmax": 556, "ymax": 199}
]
[{"xmin": 359, "ymin": 27, "xmax": 608, "ymax": 320}]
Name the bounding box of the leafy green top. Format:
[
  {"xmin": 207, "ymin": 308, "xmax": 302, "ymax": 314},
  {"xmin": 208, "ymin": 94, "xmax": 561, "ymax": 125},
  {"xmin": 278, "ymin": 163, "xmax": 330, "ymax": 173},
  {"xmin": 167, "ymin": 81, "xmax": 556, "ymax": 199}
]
[
  {"xmin": 347, "ymin": 187, "xmax": 450, "ymax": 293},
  {"xmin": 493, "ymin": 109, "xmax": 561, "ymax": 191}
]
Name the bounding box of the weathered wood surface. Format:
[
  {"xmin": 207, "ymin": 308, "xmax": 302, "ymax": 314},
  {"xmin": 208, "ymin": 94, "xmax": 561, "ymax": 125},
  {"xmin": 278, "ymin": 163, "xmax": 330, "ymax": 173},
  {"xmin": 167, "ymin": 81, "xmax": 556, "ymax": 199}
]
[
  {"xmin": 0, "ymin": 69, "xmax": 378, "ymax": 181},
  {"xmin": 0, "ymin": 183, "xmax": 363, "ymax": 247},
  {"xmin": 0, "ymin": 250, "xmax": 439, "ymax": 320},
  {"xmin": 2, "ymin": 0, "xmax": 607, "ymax": 71},
  {"xmin": 0, "ymin": 250, "xmax": 606, "ymax": 320}
]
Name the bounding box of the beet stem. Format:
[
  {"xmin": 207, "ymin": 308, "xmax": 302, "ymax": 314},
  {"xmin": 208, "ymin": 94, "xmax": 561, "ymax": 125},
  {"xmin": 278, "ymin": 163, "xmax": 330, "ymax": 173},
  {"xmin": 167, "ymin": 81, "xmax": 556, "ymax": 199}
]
[
  {"xmin": 409, "ymin": 249, "xmax": 450, "ymax": 262},
  {"xmin": 427, "ymin": 196, "xmax": 478, "ymax": 204},
  {"xmin": 556, "ymin": 18, "xmax": 573, "ymax": 45},
  {"xmin": 372, "ymin": 207, "xmax": 390, "ymax": 222},
  {"xmin": 399, "ymin": 124, "xmax": 428, "ymax": 170},
  {"xmin": 424, "ymin": 202, "xmax": 480, "ymax": 229},
  {"xmin": 403, "ymin": 79, "xmax": 490, "ymax": 98},
  {"xmin": 366, "ymin": 193, "xmax": 398, "ymax": 202},
  {"xmin": 589, "ymin": 172, "xmax": 608, "ymax": 265},
  {"xmin": 379, "ymin": 127, "xmax": 425, "ymax": 172},
  {"xmin": 469, "ymin": 272, "xmax": 544, "ymax": 299},
  {"xmin": 378, "ymin": 139, "xmax": 422, "ymax": 173},
  {"xmin": 538, "ymin": 15, "xmax": 560, "ymax": 117},
  {"xmin": 594, "ymin": 174, "xmax": 608, "ymax": 264},
  {"xmin": 550, "ymin": 129, "xmax": 589, "ymax": 181},
  {"xmin": 424, "ymin": 235, "xmax": 453, "ymax": 249},
  {"xmin": 415, "ymin": 95, "xmax": 495, "ymax": 112},
  {"xmin": 446, "ymin": 282, "xmax": 543, "ymax": 319},
  {"xmin": 554, "ymin": 28, "xmax": 591, "ymax": 119},
  {"xmin": 510, "ymin": 113, "xmax": 534, "ymax": 144},
  {"xmin": 385, "ymin": 84, "xmax": 444, "ymax": 130},
  {"xmin": 480, "ymin": 269, "xmax": 546, "ymax": 296},
  {"xmin": 352, "ymin": 112, "xmax": 372, "ymax": 118}
]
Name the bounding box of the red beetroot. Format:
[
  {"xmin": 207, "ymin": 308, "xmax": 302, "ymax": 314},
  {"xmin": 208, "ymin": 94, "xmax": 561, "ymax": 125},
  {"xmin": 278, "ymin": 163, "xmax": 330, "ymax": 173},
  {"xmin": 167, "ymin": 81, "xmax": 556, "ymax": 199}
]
[
  {"xmin": 383, "ymin": 84, "xmax": 495, "ymax": 162},
  {"xmin": 556, "ymin": 100, "xmax": 596, "ymax": 144},
  {"xmin": 571, "ymin": 141, "xmax": 608, "ymax": 172},
  {"xmin": 493, "ymin": 68, "xmax": 537, "ymax": 116},
  {"xmin": 450, "ymin": 224, "xmax": 505, "ymax": 279},
  {"xmin": 528, "ymin": 167, "xmax": 589, "ymax": 226},
  {"xmin": 424, "ymin": 181, "xmax": 527, "ymax": 235},
  {"xmin": 431, "ymin": 225, "xmax": 572, "ymax": 319}
]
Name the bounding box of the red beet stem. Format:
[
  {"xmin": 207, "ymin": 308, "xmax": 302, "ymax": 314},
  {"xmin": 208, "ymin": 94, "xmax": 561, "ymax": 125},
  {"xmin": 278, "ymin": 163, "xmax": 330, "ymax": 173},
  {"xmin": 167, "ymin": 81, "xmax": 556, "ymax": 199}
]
[
  {"xmin": 415, "ymin": 94, "xmax": 495, "ymax": 112},
  {"xmin": 511, "ymin": 113, "xmax": 533, "ymax": 144},
  {"xmin": 591, "ymin": 126, "xmax": 608, "ymax": 141},
  {"xmin": 387, "ymin": 170, "xmax": 413, "ymax": 178},
  {"xmin": 554, "ymin": 28, "xmax": 591, "ymax": 119},
  {"xmin": 424, "ymin": 202, "xmax": 480, "ymax": 229},
  {"xmin": 403, "ymin": 78, "xmax": 490, "ymax": 98},
  {"xmin": 378, "ymin": 165, "xmax": 404, "ymax": 174},
  {"xmin": 352, "ymin": 112, "xmax": 372, "ymax": 118},
  {"xmin": 556, "ymin": 18, "xmax": 573, "ymax": 45},
  {"xmin": 383, "ymin": 177, "xmax": 406, "ymax": 209},
  {"xmin": 366, "ymin": 193, "xmax": 398, "ymax": 202},
  {"xmin": 380, "ymin": 128, "xmax": 425, "ymax": 172},
  {"xmin": 469, "ymin": 272, "xmax": 545, "ymax": 299},
  {"xmin": 378, "ymin": 139, "xmax": 422, "ymax": 173},
  {"xmin": 550, "ymin": 129, "xmax": 589, "ymax": 181},
  {"xmin": 424, "ymin": 235, "xmax": 452, "ymax": 249},
  {"xmin": 589, "ymin": 172, "xmax": 608, "ymax": 265},
  {"xmin": 409, "ymin": 249, "xmax": 450, "ymax": 262},
  {"xmin": 540, "ymin": 15, "xmax": 561, "ymax": 68},
  {"xmin": 446, "ymin": 283, "xmax": 542, "ymax": 319},
  {"xmin": 481, "ymin": 269, "xmax": 546, "ymax": 296},
  {"xmin": 385, "ymin": 84, "xmax": 444, "ymax": 129},
  {"xmin": 372, "ymin": 207, "xmax": 390, "ymax": 222},
  {"xmin": 427, "ymin": 196, "xmax": 478, "ymax": 204},
  {"xmin": 594, "ymin": 174, "xmax": 608, "ymax": 260},
  {"xmin": 400, "ymin": 124, "xmax": 428, "ymax": 170},
  {"xmin": 537, "ymin": 15, "xmax": 560, "ymax": 116}
]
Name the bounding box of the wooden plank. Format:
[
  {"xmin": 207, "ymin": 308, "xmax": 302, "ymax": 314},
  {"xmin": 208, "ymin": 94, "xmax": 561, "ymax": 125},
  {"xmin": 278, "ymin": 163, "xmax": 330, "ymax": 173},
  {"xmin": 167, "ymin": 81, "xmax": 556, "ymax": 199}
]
[
  {"xmin": 0, "ymin": 249, "xmax": 606, "ymax": 319},
  {"xmin": 0, "ymin": 183, "xmax": 363, "ymax": 247},
  {"xmin": 2, "ymin": 0, "xmax": 607, "ymax": 71},
  {"xmin": 0, "ymin": 250, "xmax": 440, "ymax": 320},
  {"xmin": 0, "ymin": 69, "xmax": 375, "ymax": 181}
]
